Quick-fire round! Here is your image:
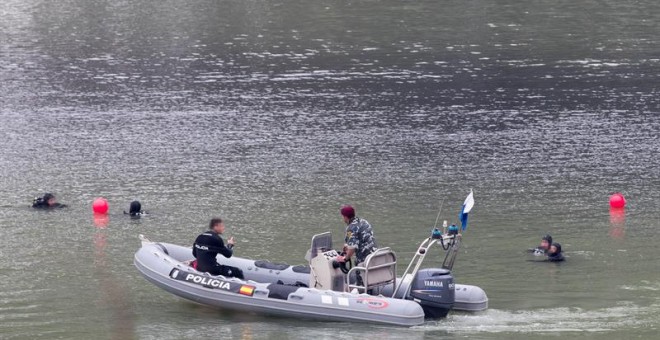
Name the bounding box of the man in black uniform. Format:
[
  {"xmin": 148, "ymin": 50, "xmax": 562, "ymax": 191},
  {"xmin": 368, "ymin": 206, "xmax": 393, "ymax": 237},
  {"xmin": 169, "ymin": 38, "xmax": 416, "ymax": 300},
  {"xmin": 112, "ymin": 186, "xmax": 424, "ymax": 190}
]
[{"xmin": 192, "ymin": 218, "xmax": 244, "ymax": 279}]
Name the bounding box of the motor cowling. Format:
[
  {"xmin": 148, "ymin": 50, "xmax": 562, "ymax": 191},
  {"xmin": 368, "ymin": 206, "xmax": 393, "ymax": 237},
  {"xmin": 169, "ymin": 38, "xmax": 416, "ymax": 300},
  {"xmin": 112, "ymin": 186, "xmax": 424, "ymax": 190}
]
[{"xmin": 409, "ymin": 268, "xmax": 455, "ymax": 318}]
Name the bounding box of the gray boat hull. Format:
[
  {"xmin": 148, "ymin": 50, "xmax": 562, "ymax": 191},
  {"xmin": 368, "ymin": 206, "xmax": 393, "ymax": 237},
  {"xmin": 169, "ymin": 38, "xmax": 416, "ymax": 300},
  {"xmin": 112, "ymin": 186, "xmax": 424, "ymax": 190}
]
[
  {"xmin": 135, "ymin": 241, "xmax": 425, "ymax": 326},
  {"xmin": 134, "ymin": 237, "xmax": 487, "ymax": 326}
]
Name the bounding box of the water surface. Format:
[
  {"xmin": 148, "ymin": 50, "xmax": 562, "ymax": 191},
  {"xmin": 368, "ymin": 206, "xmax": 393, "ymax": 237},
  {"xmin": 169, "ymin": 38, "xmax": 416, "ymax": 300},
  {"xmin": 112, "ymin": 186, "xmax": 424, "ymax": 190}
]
[{"xmin": 1, "ymin": 0, "xmax": 659, "ymax": 339}]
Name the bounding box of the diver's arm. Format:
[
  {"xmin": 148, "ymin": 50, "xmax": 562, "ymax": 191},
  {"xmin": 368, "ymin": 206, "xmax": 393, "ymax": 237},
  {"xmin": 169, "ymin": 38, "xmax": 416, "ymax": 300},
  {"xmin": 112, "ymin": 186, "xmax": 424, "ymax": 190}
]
[{"xmin": 528, "ymin": 247, "xmax": 546, "ymax": 255}]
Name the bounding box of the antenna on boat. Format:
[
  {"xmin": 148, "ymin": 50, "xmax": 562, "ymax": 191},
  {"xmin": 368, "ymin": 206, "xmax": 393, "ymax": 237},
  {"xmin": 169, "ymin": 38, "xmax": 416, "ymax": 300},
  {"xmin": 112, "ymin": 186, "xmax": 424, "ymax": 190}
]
[{"xmin": 432, "ymin": 198, "xmax": 445, "ymax": 230}]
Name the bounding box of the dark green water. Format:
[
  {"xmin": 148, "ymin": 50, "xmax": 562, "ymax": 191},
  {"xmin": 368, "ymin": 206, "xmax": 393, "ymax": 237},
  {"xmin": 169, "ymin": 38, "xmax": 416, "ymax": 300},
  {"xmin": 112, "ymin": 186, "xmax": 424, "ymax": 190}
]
[{"xmin": 1, "ymin": 0, "xmax": 659, "ymax": 339}]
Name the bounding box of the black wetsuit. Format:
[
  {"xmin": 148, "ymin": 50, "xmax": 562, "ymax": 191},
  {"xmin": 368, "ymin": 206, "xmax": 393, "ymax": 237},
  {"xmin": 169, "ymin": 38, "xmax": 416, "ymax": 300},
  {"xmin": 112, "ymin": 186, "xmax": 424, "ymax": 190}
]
[
  {"xmin": 192, "ymin": 231, "xmax": 244, "ymax": 279},
  {"xmin": 125, "ymin": 201, "xmax": 146, "ymax": 217},
  {"xmin": 548, "ymin": 252, "xmax": 565, "ymax": 262},
  {"xmin": 32, "ymin": 200, "xmax": 67, "ymax": 209}
]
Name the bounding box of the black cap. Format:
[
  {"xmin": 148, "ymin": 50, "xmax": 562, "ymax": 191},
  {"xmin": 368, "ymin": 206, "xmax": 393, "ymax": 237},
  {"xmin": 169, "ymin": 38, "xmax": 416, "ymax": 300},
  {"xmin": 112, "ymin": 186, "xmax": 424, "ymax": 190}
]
[
  {"xmin": 552, "ymin": 242, "xmax": 562, "ymax": 253},
  {"xmin": 542, "ymin": 234, "xmax": 553, "ymax": 245}
]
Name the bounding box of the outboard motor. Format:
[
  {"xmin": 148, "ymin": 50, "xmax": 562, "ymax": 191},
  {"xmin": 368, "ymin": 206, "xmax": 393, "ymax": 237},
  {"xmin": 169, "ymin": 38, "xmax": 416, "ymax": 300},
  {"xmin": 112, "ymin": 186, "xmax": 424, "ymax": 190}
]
[{"xmin": 409, "ymin": 268, "xmax": 455, "ymax": 318}]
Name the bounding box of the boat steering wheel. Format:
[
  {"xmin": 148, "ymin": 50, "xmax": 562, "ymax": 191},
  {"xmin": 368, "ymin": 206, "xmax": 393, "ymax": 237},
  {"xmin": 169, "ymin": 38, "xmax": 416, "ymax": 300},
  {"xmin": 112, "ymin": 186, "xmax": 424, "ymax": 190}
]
[
  {"xmin": 340, "ymin": 260, "xmax": 352, "ymax": 274},
  {"xmin": 334, "ymin": 252, "xmax": 352, "ymax": 274}
]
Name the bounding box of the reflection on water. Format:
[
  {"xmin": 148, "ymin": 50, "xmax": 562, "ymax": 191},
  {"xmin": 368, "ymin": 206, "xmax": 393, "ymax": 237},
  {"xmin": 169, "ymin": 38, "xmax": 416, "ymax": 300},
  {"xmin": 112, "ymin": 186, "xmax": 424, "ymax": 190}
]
[
  {"xmin": 240, "ymin": 323, "xmax": 253, "ymax": 340},
  {"xmin": 2, "ymin": 0, "xmax": 660, "ymax": 114},
  {"xmin": 94, "ymin": 227, "xmax": 137, "ymax": 339},
  {"xmin": 609, "ymin": 208, "xmax": 625, "ymax": 240},
  {"xmin": 94, "ymin": 226, "xmax": 136, "ymax": 339},
  {"xmin": 437, "ymin": 302, "xmax": 660, "ymax": 334},
  {"xmin": 94, "ymin": 213, "xmax": 110, "ymax": 229}
]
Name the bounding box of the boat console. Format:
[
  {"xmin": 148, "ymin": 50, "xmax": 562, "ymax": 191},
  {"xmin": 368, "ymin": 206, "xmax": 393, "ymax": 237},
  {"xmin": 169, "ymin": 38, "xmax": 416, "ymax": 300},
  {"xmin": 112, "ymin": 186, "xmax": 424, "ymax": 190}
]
[
  {"xmin": 309, "ymin": 248, "xmax": 345, "ymax": 291},
  {"xmin": 305, "ymin": 229, "xmax": 478, "ymax": 318}
]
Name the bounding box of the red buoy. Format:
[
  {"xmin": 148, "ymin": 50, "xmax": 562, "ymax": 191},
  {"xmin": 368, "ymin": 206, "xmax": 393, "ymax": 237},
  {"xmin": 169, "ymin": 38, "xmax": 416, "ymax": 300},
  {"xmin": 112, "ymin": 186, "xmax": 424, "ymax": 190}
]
[
  {"xmin": 609, "ymin": 193, "xmax": 626, "ymax": 209},
  {"xmin": 92, "ymin": 197, "xmax": 109, "ymax": 214}
]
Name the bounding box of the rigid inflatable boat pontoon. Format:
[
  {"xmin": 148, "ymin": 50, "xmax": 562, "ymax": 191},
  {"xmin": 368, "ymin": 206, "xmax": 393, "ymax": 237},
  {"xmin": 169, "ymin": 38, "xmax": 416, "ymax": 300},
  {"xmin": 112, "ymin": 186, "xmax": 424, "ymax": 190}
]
[{"xmin": 134, "ymin": 228, "xmax": 488, "ymax": 326}]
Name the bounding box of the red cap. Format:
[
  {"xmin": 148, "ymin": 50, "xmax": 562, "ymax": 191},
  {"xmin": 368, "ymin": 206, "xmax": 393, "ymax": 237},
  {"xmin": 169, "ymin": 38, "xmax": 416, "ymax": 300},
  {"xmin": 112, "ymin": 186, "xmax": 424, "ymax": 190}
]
[{"xmin": 340, "ymin": 205, "xmax": 355, "ymax": 219}]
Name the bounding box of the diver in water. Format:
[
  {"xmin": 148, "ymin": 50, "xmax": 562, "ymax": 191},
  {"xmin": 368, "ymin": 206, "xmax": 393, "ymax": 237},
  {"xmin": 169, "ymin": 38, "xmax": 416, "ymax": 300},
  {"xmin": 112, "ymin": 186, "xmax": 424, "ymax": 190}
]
[
  {"xmin": 528, "ymin": 234, "xmax": 552, "ymax": 256},
  {"xmin": 124, "ymin": 200, "xmax": 147, "ymax": 217},
  {"xmin": 547, "ymin": 242, "xmax": 565, "ymax": 262},
  {"xmin": 32, "ymin": 193, "xmax": 67, "ymax": 209}
]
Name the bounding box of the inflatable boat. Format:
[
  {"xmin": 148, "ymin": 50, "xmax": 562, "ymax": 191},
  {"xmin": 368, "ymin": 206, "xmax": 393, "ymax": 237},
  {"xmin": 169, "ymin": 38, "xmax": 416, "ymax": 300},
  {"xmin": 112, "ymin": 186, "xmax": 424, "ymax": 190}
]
[{"xmin": 134, "ymin": 229, "xmax": 488, "ymax": 326}]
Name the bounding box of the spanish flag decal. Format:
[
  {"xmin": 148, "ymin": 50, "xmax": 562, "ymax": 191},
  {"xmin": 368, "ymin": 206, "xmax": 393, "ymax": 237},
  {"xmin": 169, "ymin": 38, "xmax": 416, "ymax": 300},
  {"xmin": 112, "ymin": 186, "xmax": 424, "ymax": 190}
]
[{"xmin": 239, "ymin": 285, "xmax": 255, "ymax": 296}]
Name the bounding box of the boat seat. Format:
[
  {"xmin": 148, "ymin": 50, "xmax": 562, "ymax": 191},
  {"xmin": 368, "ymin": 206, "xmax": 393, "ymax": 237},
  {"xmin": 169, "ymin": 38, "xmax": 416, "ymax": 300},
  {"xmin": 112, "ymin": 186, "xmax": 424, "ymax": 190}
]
[
  {"xmin": 345, "ymin": 248, "xmax": 397, "ymax": 294},
  {"xmin": 155, "ymin": 243, "xmax": 170, "ymax": 255},
  {"xmin": 292, "ymin": 265, "xmax": 311, "ymax": 274},
  {"xmin": 254, "ymin": 260, "xmax": 290, "ymax": 271},
  {"xmin": 266, "ymin": 283, "xmax": 301, "ymax": 300}
]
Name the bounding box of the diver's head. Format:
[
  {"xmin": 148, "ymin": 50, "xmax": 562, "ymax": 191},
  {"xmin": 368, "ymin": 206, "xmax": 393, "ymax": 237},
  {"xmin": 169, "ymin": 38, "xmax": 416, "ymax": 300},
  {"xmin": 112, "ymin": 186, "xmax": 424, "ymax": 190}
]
[
  {"xmin": 129, "ymin": 200, "xmax": 142, "ymax": 215},
  {"xmin": 549, "ymin": 242, "xmax": 562, "ymax": 255},
  {"xmin": 43, "ymin": 193, "xmax": 56, "ymax": 206},
  {"xmin": 541, "ymin": 234, "xmax": 553, "ymax": 250}
]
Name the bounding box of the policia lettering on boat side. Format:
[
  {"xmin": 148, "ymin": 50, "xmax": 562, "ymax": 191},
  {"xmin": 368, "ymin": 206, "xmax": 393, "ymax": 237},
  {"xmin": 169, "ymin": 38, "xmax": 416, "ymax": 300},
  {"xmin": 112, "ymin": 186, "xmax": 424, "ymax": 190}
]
[{"xmin": 169, "ymin": 269, "xmax": 255, "ymax": 296}]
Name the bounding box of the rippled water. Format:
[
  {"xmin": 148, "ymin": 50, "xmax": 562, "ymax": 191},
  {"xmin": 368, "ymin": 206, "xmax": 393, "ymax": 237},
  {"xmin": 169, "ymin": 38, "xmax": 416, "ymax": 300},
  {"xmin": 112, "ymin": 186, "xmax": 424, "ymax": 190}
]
[{"xmin": 1, "ymin": 0, "xmax": 659, "ymax": 339}]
